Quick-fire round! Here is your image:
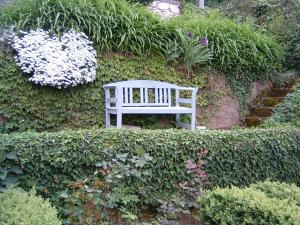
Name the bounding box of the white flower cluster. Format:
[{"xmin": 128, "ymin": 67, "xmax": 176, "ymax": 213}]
[{"xmin": 12, "ymin": 29, "xmax": 97, "ymax": 89}]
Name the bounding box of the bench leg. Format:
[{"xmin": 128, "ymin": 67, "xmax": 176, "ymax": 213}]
[
  {"xmin": 191, "ymin": 112, "xmax": 196, "ymax": 131},
  {"xmin": 105, "ymin": 111, "xmax": 111, "ymax": 128},
  {"xmin": 116, "ymin": 112, "xmax": 122, "ymax": 128},
  {"xmin": 176, "ymin": 113, "xmax": 180, "ymax": 127}
]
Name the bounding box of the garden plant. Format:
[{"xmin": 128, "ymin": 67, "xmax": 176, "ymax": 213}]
[{"xmin": 0, "ymin": 0, "xmax": 299, "ymax": 224}]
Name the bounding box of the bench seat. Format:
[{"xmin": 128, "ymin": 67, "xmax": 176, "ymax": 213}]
[{"xmin": 106, "ymin": 106, "xmax": 193, "ymax": 114}]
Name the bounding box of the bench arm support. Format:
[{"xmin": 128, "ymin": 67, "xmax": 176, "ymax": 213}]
[{"xmin": 176, "ymin": 87, "xmax": 198, "ymax": 106}]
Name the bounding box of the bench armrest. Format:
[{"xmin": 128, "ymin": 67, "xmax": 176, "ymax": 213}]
[
  {"xmin": 103, "ymin": 85, "xmax": 116, "ymax": 89},
  {"xmin": 176, "ymin": 87, "xmax": 198, "ymax": 108},
  {"xmin": 178, "ymin": 87, "xmax": 198, "ymax": 92}
]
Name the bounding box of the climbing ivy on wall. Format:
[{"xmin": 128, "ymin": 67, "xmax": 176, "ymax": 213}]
[{"xmin": 0, "ymin": 49, "xmax": 207, "ymax": 132}]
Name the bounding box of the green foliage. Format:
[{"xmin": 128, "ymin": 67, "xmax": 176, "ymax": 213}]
[
  {"xmin": 219, "ymin": 0, "xmax": 300, "ymax": 70},
  {"xmin": 0, "ymin": 48, "xmax": 205, "ymax": 132},
  {"xmin": 263, "ymin": 85, "xmax": 300, "ymax": 127},
  {"xmin": 0, "ymin": 128, "xmax": 299, "ymax": 204},
  {"xmin": 0, "ymin": 188, "xmax": 62, "ymax": 225},
  {"xmin": 169, "ymin": 10, "xmax": 284, "ymax": 78},
  {"xmin": 254, "ymin": 0, "xmax": 300, "ymax": 69},
  {"xmin": 58, "ymin": 153, "xmax": 152, "ymax": 224},
  {"xmin": 0, "ymin": 0, "xmax": 283, "ymax": 74},
  {"xmin": 250, "ymin": 181, "xmax": 300, "ymax": 206},
  {"xmin": 198, "ymin": 183, "xmax": 300, "ymax": 225},
  {"xmin": 0, "ymin": 0, "xmax": 174, "ymax": 55},
  {"xmin": 166, "ymin": 29, "xmax": 213, "ymax": 73},
  {"xmin": 156, "ymin": 149, "xmax": 208, "ymax": 224},
  {"xmin": 0, "ymin": 151, "xmax": 22, "ymax": 192}
]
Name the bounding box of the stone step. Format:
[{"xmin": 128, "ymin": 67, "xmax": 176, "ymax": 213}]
[
  {"xmin": 267, "ymin": 88, "xmax": 293, "ymax": 97},
  {"xmin": 261, "ymin": 97, "xmax": 285, "ymax": 107},
  {"xmin": 244, "ymin": 117, "xmax": 268, "ymax": 127},
  {"xmin": 250, "ymin": 107, "xmax": 274, "ymax": 117}
]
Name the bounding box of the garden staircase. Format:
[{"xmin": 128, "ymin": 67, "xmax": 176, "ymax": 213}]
[{"xmin": 244, "ymin": 83, "xmax": 294, "ymax": 127}]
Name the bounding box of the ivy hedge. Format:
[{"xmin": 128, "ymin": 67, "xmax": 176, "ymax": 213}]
[
  {"xmin": 0, "ymin": 48, "xmax": 206, "ymax": 132},
  {"xmin": 0, "ymin": 128, "xmax": 299, "ymax": 203}
]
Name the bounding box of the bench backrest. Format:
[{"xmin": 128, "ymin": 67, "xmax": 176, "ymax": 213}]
[{"xmin": 104, "ymin": 80, "xmax": 179, "ymax": 107}]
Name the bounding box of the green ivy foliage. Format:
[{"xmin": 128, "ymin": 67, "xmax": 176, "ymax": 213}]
[
  {"xmin": 263, "ymin": 85, "xmax": 300, "ymax": 128},
  {"xmin": 198, "ymin": 183, "xmax": 300, "ymax": 225},
  {"xmin": 0, "ymin": 49, "xmax": 206, "ymax": 132},
  {"xmin": 0, "ymin": 128, "xmax": 299, "ymax": 204}
]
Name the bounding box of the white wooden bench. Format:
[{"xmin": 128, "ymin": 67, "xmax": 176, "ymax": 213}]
[{"xmin": 103, "ymin": 80, "xmax": 198, "ymax": 130}]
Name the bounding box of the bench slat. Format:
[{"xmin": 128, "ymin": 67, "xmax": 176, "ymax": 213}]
[
  {"xmin": 129, "ymin": 88, "xmax": 133, "ymax": 103},
  {"xmin": 145, "ymin": 88, "xmax": 148, "ymax": 103},
  {"xmin": 155, "ymin": 88, "xmax": 158, "ymax": 103},
  {"xmin": 140, "ymin": 88, "xmax": 144, "ymax": 103},
  {"xmin": 124, "ymin": 87, "xmax": 128, "ymax": 104},
  {"xmin": 159, "ymin": 88, "xmax": 163, "ymax": 103},
  {"xmin": 177, "ymin": 98, "xmax": 193, "ymax": 104}
]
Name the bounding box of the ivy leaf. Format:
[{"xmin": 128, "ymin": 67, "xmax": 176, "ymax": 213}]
[
  {"xmin": 3, "ymin": 175, "xmax": 18, "ymax": 187},
  {"xmin": 95, "ymin": 161, "xmax": 106, "ymax": 168},
  {"xmin": 9, "ymin": 166, "xmax": 22, "ymax": 174},
  {"xmin": 0, "ymin": 168, "xmax": 8, "ymax": 180},
  {"xmin": 60, "ymin": 192, "xmax": 69, "ymax": 199},
  {"xmin": 5, "ymin": 152, "xmax": 17, "ymax": 160}
]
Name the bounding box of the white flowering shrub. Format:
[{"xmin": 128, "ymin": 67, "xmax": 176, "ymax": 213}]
[{"xmin": 12, "ymin": 29, "xmax": 97, "ymax": 89}]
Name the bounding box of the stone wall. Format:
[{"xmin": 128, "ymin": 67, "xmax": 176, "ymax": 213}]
[{"xmin": 148, "ymin": 0, "xmax": 181, "ymax": 19}]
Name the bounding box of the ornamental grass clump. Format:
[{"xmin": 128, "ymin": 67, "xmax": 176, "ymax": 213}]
[
  {"xmin": 165, "ymin": 29, "xmax": 213, "ymax": 73},
  {"xmin": 12, "ymin": 29, "xmax": 97, "ymax": 89}
]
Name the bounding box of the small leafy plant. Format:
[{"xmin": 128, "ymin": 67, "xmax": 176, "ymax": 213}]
[
  {"xmin": 58, "ymin": 153, "xmax": 153, "ymax": 225},
  {"xmin": 0, "ymin": 151, "xmax": 22, "ymax": 192},
  {"xmin": 157, "ymin": 148, "xmax": 209, "ymax": 224},
  {"xmin": 166, "ymin": 29, "xmax": 213, "ymax": 74}
]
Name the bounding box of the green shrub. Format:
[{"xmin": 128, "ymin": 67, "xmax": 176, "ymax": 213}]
[
  {"xmin": 0, "ymin": 0, "xmax": 283, "ymax": 75},
  {"xmin": 263, "ymin": 85, "xmax": 300, "ymax": 128},
  {"xmin": 0, "ymin": 188, "xmax": 61, "ymax": 225},
  {"xmin": 250, "ymin": 181, "xmax": 300, "ymax": 206},
  {"xmin": 0, "ymin": 128, "xmax": 299, "ymax": 204},
  {"xmin": 198, "ymin": 185, "xmax": 300, "ymax": 225},
  {"xmin": 169, "ymin": 11, "xmax": 284, "ymax": 78},
  {"xmin": 0, "ymin": 0, "xmax": 174, "ymax": 55},
  {"xmin": 254, "ymin": 0, "xmax": 300, "ymax": 69}
]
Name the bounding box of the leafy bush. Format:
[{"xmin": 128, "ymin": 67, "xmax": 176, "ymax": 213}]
[
  {"xmin": 169, "ymin": 10, "xmax": 284, "ymax": 78},
  {"xmin": 198, "ymin": 184, "xmax": 300, "ymax": 225},
  {"xmin": 254, "ymin": 0, "xmax": 300, "ymax": 69},
  {"xmin": 219, "ymin": 0, "xmax": 300, "ymax": 70},
  {"xmin": 263, "ymin": 85, "xmax": 300, "ymax": 127},
  {"xmin": 0, "ymin": 128, "xmax": 299, "ymax": 204},
  {"xmin": 0, "ymin": 188, "xmax": 61, "ymax": 225},
  {"xmin": 0, "ymin": 0, "xmax": 284, "ymax": 74},
  {"xmin": 250, "ymin": 181, "xmax": 300, "ymax": 206},
  {"xmin": 0, "ymin": 151, "xmax": 22, "ymax": 192},
  {"xmin": 58, "ymin": 153, "xmax": 153, "ymax": 224},
  {"xmin": 0, "ymin": 0, "xmax": 174, "ymax": 55}
]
